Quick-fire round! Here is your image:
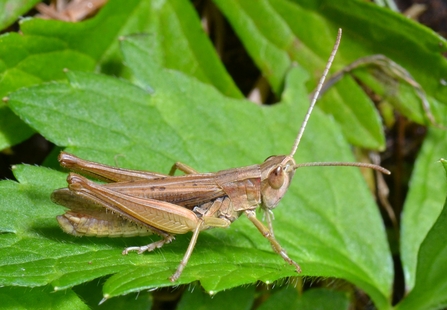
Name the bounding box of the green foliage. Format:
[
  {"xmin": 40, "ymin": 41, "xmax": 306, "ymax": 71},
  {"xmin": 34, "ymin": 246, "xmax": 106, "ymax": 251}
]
[
  {"xmin": 257, "ymin": 287, "xmax": 350, "ymax": 310},
  {"xmin": 177, "ymin": 286, "xmax": 256, "ymax": 310},
  {"xmin": 0, "ymin": 0, "xmax": 239, "ymax": 149},
  {"xmin": 0, "ymin": 0, "xmax": 40, "ymax": 29},
  {"xmin": 397, "ymin": 159, "xmax": 447, "ymax": 309},
  {"xmin": 0, "ymin": 285, "xmax": 88, "ymax": 310},
  {"xmin": 1, "ymin": 0, "xmax": 447, "ymax": 309}
]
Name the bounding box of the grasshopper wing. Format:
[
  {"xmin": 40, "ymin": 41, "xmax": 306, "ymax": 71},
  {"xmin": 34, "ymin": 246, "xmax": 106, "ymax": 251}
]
[
  {"xmin": 58, "ymin": 152, "xmax": 169, "ymax": 182},
  {"xmin": 52, "ymin": 188, "xmax": 156, "ymax": 237},
  {"xmin": 65, "ymin": 173, "xmax": 203, "ymax": 234},
  {"xmin": 103, "ymin": 174, "xmax": 226, "ymax": 208}
]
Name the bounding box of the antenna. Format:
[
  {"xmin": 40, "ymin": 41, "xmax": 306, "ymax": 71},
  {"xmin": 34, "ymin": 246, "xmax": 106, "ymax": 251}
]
[
  {"xmin": 294, "ymin": 161, "xmax": 390, "ymax": 175},
  {"xmin": 290, "ymin": 28, "xmax": 342, "ymax": 157},
  {"xmin": 289, "ymin": 28, "xmax": 390, "ymax": 175}
]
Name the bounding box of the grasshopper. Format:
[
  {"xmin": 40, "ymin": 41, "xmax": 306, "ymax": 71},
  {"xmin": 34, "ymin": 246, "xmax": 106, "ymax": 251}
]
[{"xmin": 51, "ymin": 29, "xmax": 390, "ymax": 282}]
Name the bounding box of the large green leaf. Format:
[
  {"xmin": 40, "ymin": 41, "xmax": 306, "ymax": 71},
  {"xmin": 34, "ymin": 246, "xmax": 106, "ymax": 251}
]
[
  {"xmin": 400, "ymin": 127, "xmax": 447, "ymax": 292},
  {"xmin": 4, "ymin": 35, "xmax": 392, "ymax": 308},
  {"xmin": 396, "ymin": 160, "xmax": 447, "ymax": 310},
  {"xmin": 210, "ymin": 1, "xmax": 447, "ymax": 301},
  {"xmin": 0, "ymin": 0, "xmax": 239, "ymax": 150}
]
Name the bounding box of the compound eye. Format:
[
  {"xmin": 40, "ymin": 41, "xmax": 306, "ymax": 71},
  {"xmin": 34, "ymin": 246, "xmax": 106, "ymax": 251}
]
[{"xmin": 268, "ymin": 166, "xmax": 285, "ymax": 189}]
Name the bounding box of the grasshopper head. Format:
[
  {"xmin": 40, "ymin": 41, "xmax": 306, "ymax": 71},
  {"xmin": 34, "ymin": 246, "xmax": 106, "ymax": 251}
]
[{"xmin": 260, "ymin": 155, "xmax": 296, "ymax": 210}]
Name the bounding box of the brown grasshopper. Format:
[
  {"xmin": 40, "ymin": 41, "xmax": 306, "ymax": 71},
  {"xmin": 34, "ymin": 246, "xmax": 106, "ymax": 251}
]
[{"xmin": 51, "ymin": 29, "xmax": 390, "ymax": 282}]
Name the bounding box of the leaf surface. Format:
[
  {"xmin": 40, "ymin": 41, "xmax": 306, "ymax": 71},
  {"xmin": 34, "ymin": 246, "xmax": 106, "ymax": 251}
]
[{"xmin": 4, "ymin": 35, "xmax": 392, "ymax": 308}]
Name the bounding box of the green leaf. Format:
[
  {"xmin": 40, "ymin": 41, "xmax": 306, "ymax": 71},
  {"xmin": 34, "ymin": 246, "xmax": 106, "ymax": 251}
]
[
  {"xmin": 140, "ymin": 0, "xmax": 242, "ymax": 98},
  {"xmin": 177, "ymin": 285, "xmax": 255, "ymax": 310},
  {"xmin": 257, "ymin": 287, "xmax": 350, "ymax": 310},
  {"xmin": 396, "ymin": 160, "xmax": 447, "ymax": 310},
  {"xmin": 0, "ymin": 285, "xmax": 88, "ymax": 310},
  {"xmin": 400, "ymin": 127, "xmax": 447, "ymax": 291},
  {"xmin": 0, "ymin": 32, "xmax": 95, "ymax": 149},
  {"xmin": 72, "ymin": 279, "xmax": 153, "ymax": 310},
  {"xmin": 352, "ymin": 68, "xmax": 428, "ymax": 125},
  {"xmin": 5, "ymin": 35, "xmax": 392, "ymax": 308},
  {"xmin": 0, "ymin": 0, "xmax": 239, "ymax": 149},
  {"xmin": 19, "ymin": 0, "xmax": 240, "ymax": 97},
  {"xmin": 442, "ymin": 158, "xmax": 447, "ymax": 175},
  {"xmin": 0, "ymin": 0, "xmax": 40, "ymax": 30}
]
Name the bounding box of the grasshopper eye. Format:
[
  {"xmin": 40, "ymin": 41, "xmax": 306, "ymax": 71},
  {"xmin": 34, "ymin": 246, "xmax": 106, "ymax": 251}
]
[{"xmin": 268, "ymin": 167, "xmax": 285, "ymax": 189}]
